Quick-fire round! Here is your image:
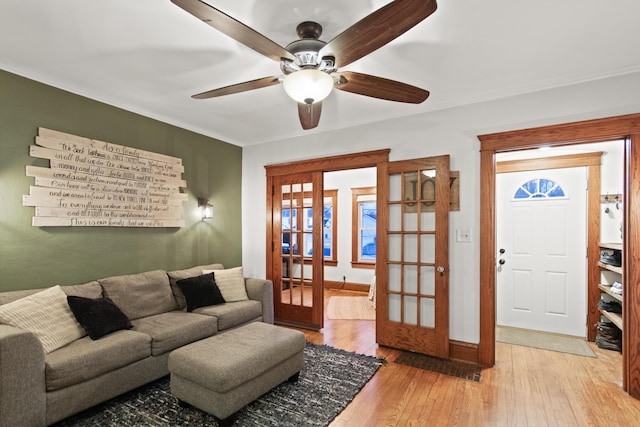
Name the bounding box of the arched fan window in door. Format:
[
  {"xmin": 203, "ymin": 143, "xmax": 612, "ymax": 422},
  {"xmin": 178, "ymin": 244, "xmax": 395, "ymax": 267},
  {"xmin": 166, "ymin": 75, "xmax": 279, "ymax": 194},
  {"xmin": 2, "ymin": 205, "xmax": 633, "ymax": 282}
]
[{"xmin": 513, "ymin": 178, "xmax": 566, "ymax": 200}]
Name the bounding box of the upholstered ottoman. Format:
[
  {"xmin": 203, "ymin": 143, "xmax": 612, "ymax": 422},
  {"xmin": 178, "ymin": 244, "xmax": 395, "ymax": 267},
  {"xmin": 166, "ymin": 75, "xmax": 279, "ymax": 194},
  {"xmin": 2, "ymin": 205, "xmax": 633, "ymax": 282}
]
[{"xmin": 168, "ymin": 322, "xmax": 305, "ymax": 425}]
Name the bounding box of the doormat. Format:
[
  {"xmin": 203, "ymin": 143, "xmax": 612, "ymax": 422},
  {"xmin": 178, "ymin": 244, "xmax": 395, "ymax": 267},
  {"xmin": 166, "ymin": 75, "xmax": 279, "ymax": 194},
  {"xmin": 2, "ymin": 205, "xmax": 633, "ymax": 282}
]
[
  {"xmin": 496, "ymin": 326, "xmax": 597, "ymax": 358},
  {"xmin": 394, "ymin": 351, "xmax": 482, "ymax": 382},
  {"xmin": 52, "ymin": 343, "xmax": 386, "ymax": 427},
  {"xmin": 327, "ymin": 296, "xmax": 376, "ymax": 320}
]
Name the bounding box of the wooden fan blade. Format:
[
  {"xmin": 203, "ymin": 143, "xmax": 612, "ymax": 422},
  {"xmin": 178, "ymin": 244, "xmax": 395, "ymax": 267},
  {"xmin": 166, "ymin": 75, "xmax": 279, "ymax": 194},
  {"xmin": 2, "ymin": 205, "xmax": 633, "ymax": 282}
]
[
  {"xmin": 192, "ymin": 76, "xmax": 280, "ymax": 99},
  {"xmin": 333, "ymin": 71, "xmax": 429, "ymax": 103},
  {"xmin": 171, "ymin": 0, "xmax": 295, "ymax": 62},
  {"xmin": 320, "ymin": 0, "xmax": 437, "ymax": 68},
  {"xmin": 298, "ymin": 101, "xmax": 323, "ymax": 130}
]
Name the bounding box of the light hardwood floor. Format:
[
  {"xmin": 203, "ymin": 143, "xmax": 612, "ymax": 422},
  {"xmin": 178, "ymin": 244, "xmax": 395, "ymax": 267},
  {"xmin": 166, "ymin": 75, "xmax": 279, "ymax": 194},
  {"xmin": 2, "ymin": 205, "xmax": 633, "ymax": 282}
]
[{"xmin": 293, "ymin": 289, "xmax": 640, "ymax": 426}]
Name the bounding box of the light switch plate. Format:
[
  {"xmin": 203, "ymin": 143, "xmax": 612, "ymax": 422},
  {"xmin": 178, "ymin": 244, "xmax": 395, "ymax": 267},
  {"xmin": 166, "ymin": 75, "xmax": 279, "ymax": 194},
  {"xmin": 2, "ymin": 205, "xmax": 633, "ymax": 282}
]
[{"xmin": 456, "ymin": 229, "xmax": 472, "ymax": 242}]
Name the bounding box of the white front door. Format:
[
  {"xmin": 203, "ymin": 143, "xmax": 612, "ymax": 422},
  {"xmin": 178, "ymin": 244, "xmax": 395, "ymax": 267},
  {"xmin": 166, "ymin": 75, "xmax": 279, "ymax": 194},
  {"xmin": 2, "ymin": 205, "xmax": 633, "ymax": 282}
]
[{"xmin": 496, "ymin": 167, "xmax": 587, "ymax": 337}]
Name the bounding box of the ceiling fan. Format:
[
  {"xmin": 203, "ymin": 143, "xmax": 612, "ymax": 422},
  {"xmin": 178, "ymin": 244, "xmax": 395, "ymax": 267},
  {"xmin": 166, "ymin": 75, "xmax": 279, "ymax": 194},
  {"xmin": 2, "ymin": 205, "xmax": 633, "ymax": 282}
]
[{"xmin": 171, "ymin": 0, "xmax": 438, "ymax": 130}]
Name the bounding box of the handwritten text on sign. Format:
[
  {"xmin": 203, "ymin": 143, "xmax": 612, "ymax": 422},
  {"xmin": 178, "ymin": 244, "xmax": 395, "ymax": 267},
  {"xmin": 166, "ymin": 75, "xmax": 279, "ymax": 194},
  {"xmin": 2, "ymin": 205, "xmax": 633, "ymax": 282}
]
[{"xmin": 24, "ymin": 128, "xmax": 187, "ymax": 227}]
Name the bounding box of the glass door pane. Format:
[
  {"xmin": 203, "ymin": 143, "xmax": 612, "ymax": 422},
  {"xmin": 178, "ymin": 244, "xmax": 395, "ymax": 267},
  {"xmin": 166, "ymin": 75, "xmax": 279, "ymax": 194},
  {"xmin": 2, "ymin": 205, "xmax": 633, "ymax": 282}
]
[{"xmin": 280, "ymin": 179, "xmax": 315, "ymax": 308}]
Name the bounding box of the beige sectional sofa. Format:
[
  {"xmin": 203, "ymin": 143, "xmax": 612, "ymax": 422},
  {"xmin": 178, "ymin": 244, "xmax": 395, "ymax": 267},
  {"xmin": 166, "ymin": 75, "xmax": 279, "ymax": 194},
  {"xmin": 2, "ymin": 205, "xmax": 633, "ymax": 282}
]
[{"xmin": 0, "ymin": 263, "xmax": 274, "ymax": 427}]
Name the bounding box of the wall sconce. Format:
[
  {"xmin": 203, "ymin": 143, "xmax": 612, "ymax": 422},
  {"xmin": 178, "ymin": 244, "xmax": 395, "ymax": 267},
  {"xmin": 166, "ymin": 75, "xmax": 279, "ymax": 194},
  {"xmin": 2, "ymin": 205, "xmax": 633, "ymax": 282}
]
[{"xmin": 198, "ymin": 198, "xmax": 213, "ymax": 220}]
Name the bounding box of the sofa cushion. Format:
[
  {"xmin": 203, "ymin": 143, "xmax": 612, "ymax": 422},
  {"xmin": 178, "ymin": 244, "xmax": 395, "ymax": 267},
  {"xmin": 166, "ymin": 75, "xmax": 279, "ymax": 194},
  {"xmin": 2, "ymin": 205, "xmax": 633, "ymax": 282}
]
[
  {"xmin": 99, "ymin": 270, "xmax": 176, "ymax": 320},
  {"xmin": 60, "ymin": 281, "xmax": 103, "ymax": 299},
  {"xmin": 131, "ymin": 311, "xmax": 218, "ymax": 356},
  {"xmin": 167, "ymin": 263, "xmax": 225, "ymax": 310},
  {"xmin": 45, "ymin": 330, "xmax": 151, "ymax": 391},
  {"xmin": 194, "ymin": 300, "xmax": 262, "ymax": 331},
  {"xmin": 0, "ymin": 286, "xmax": 85, "ymax": 354},
  {"xmin": 67, "ymin": 296, "xmax": 132, "ymax": 340},
  {"xmin": 0, "ymin": 289, "xmax": 43, "ymax": 306},
  {"xmin": 203, "ymin": 267, "xmax": 248, "ymax": 302},
  {"xmin": 177, "ymin": 273, "xmax": 225, "ymax": 312},
  {"xmin": 0, "ymin": 281, "xmax": 102, "ymax": 306}
]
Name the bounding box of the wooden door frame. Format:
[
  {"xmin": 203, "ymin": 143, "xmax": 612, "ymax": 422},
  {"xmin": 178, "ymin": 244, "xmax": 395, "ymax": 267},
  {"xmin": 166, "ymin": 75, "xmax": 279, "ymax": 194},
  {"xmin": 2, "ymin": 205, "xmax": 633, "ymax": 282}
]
[
  {"xmin": 265, "ymin": 149, "xmax": 390, "ymax": 327},
  {"xmin": 496, "ymin": 152, "xmax": 602, "ymax": 341},
  {"xmin": 478, "ymin": 113, "xmax": 640, "ymax": 398}
]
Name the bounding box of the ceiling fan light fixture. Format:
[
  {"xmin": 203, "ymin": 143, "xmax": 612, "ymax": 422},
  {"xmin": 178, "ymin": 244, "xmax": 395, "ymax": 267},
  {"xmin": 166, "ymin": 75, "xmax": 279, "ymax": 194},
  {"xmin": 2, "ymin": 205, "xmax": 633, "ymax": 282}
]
[{"xmin": 282, "ymin": 69, "xmax": 334, "ymax": 104}]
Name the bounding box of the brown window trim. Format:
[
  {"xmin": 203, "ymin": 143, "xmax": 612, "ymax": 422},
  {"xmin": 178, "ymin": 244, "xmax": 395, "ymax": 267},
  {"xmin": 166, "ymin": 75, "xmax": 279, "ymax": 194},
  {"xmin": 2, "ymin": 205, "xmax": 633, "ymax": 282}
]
[{"xmin": 351, "ymin": 261, "xmax": 375, "ymax": 269}]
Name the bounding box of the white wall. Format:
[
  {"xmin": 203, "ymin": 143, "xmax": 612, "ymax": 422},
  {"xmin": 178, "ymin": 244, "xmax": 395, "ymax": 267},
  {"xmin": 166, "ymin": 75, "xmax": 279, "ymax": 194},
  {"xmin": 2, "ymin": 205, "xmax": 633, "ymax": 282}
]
[
  {"xmin": 242, "ymin": 71, "xmax": 640, "ymax": 344},
  {"xmin": 600, "ymin": 141, "xmax": 625, "ymax": 243},
  {"xmin": 324, "ymin": 168, "xmax": 377, "ymax": 286}
]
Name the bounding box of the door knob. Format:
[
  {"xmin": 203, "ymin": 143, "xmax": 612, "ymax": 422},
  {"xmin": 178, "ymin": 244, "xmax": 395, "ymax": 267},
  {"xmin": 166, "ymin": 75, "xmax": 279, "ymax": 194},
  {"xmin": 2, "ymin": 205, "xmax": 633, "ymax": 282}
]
[
  {"xmin": 499, "ymin": 248, "xmax": 505, "ymax": 254},
  {"xmin": 499, "ymin": 259, "xmax": 506, "ymax": 265}
]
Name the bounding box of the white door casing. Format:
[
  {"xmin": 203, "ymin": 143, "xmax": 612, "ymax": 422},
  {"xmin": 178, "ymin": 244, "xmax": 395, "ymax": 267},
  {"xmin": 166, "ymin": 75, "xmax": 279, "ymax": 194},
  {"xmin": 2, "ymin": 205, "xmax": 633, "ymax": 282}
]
[{"xmin": 496, "ymin": 167, "xmax": 587, "ymax": 337}]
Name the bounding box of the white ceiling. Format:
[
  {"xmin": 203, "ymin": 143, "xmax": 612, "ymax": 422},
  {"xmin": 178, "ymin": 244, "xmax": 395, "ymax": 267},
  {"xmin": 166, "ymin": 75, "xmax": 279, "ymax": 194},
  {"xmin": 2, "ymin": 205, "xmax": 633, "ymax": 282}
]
[{"xmin": 1, "ymin": 0, "xmax": 639, "ymax": 147}]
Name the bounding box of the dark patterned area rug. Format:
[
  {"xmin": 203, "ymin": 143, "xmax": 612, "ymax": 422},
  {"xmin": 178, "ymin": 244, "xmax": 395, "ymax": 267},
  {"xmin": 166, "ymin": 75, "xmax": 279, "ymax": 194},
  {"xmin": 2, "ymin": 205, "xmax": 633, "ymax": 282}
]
[
  {"xmin": 53, "ymin": 343, "xmax": 385, "ymax": 427},
  {"xmin": 394, "ymin": 351, "xmax": 482, "ymax": 382}
]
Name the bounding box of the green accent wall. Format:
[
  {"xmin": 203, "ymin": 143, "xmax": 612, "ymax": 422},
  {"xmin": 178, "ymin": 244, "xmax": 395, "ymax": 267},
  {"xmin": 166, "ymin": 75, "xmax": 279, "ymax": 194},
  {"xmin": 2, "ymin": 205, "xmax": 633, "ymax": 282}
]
[{"xmin": 0, "ymin": 69, "xmax": 242, "ymax": 291}]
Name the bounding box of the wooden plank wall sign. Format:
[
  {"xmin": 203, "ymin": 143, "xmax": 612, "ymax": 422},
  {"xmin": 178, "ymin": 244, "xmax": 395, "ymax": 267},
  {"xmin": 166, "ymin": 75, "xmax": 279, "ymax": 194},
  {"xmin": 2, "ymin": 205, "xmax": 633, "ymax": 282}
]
[{"xmin": 23, "ymin": 128, "xmax": 187, "ymax": 227}]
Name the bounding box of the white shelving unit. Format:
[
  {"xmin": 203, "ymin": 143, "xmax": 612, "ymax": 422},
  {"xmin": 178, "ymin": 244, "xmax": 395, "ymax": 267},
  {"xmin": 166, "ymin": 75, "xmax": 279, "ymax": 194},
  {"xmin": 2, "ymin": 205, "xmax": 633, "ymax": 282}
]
[{"xmin": 598, "ymin": 243, "xmax": 623, "ymax": 330}]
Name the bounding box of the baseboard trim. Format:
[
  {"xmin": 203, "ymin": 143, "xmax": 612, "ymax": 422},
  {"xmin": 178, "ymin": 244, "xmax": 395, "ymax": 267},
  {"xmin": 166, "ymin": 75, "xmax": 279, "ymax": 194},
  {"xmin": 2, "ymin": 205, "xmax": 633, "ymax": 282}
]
[
  {"xmin": 324, "ymin": 281, "xmax": 370, "ymax": 293},
  {"xmin": 449, "ymin": 340, "xmax": 480, "ymax": 365},
  {"xmin": 275, "ymin": 318, "xmax": 321, "ymax": 332}
]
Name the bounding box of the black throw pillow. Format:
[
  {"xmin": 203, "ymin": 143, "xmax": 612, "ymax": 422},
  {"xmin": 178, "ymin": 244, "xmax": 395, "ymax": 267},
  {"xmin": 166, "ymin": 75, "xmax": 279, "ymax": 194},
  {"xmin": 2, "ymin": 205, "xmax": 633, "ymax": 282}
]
[
  {"xmin": 177, "ymin": 273, "xmax": 226, "ymax": 312},
  {"xmin": 67, "ymin": 296, "xmax": 132, "ymax": 340}
]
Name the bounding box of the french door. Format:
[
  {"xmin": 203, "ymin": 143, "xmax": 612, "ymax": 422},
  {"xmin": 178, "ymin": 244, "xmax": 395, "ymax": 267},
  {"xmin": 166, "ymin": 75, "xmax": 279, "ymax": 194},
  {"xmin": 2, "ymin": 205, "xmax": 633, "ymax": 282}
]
[
  {"xmin": 376, "ymin": 155, "xmax": 450, "ymax": 358},
  {"xmin": 269, "ymin": 171, "xmax": 324, "ymax": 329}
]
